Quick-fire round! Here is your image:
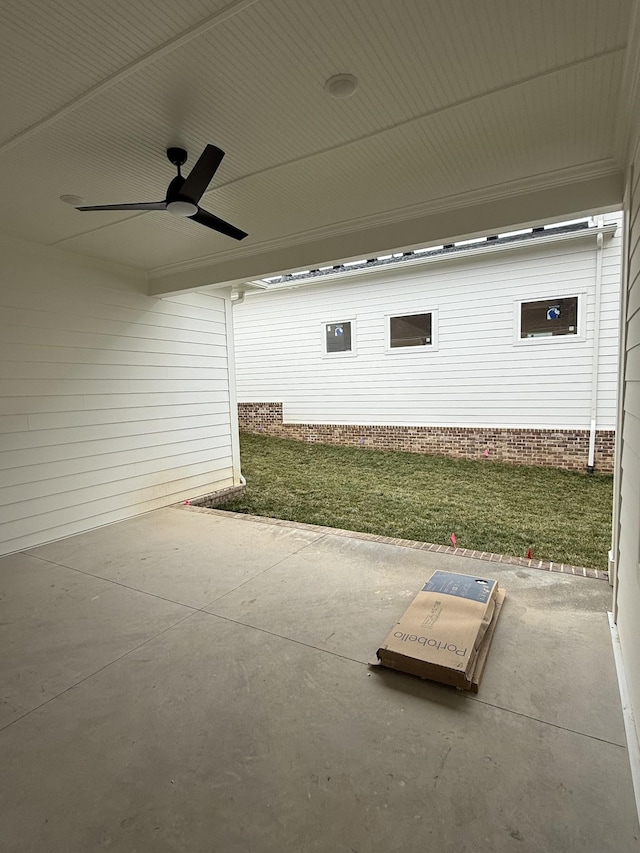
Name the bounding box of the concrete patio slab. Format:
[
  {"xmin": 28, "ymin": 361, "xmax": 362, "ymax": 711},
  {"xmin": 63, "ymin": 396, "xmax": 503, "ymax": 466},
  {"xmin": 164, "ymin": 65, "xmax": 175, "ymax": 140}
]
[
  {"xmin": 1, "ymin": 611, "xmax": 637, "ymax": 853},
  {"xmin": 1, "ymin": 506, "xmax": 638, "ymax": 852},
  {"xmin": 0, "ymin": 550, "xmax": 189, "ymax": 729},
  {"xmin": 26, "ymin": 506, "xmax": 322, "ymax": 608},
  {"xmin": 207, "ymin": 527, "xmax": 624, "ymax": 745}
]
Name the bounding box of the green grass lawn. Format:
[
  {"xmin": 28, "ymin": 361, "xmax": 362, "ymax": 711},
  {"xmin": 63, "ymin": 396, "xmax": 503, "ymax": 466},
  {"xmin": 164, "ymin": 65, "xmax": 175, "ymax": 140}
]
[{"xmin": 219, "ymin": 434, "xmax": 614, "ymax": 569}]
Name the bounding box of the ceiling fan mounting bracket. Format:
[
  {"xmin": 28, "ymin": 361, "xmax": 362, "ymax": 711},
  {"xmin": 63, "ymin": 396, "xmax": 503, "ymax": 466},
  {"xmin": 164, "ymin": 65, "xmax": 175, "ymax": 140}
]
[{"xmin": 166, "ymin": 147, "xmax": 188, "ymax": 168}]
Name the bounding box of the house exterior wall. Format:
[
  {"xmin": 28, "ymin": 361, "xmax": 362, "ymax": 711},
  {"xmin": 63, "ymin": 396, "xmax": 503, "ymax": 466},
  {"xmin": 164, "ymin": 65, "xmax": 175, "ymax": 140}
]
[
  {"xmin": 617, "ymin": 145, "xmax": 640, "ymax": 764},
  {"xmin": 234, "ymin": 217, "xmax": 622, "ymax": 470},
  {"xmin": 0, "ymin": 241, "xmax": 237, "ymax": 556}
]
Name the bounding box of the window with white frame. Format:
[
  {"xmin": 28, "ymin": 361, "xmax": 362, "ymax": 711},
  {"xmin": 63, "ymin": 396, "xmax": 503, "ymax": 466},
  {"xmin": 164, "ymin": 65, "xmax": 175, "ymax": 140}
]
[
  {"xmin": 519, "ymin": 296, "xmax": 579, "ymax": 338},
  {"xmin": 386, "ymin": 310, "xmax": 437, "ymax": 353},
  {"xmin": 387, "ymin": 311, "xmax": 435, "ymax": 350},
  {"xmin": 324, "ymin": 320, "xmax": 353, "ymax": 354}
]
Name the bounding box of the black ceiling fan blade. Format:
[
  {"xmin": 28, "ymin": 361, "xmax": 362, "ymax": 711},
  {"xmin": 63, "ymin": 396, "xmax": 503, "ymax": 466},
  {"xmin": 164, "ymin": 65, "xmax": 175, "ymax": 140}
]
[
  {"xmin": 189, "ymin": 207, "xmax": 248, "ymax": 240},
  {"xmin": 180, "ymin": 145, "xmax": 225, "ymax": 204},
  {"xmin": 77, "ymin": 201, "xmax": 167, "ymax": 211}
]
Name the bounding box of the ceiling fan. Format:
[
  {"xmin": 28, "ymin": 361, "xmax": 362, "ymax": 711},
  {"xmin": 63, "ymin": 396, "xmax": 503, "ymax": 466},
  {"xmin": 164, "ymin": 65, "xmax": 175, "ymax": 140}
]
[{"xmin": 77, "ymin": 144, "xmax": 248, "ymax": 240}]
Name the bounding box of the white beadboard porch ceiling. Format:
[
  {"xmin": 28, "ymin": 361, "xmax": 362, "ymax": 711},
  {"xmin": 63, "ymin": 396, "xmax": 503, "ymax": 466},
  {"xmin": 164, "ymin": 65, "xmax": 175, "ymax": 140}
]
[{"xmin": 0, "ymin": 0, "xmax": 635, "ymax": 291}]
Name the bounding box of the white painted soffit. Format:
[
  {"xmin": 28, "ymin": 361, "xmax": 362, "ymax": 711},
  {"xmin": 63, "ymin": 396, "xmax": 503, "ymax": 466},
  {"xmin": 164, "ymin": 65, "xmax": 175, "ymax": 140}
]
[{"xmin": 0, "ymin": 0, "xmax": 632, "ymax": 285}]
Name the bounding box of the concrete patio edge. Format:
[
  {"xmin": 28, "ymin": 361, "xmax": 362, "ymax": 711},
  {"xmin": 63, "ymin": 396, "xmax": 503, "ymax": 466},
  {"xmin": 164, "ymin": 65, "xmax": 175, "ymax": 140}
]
[{"xmin": 177, "ymin": 504, "xmax": 609, "ymax": 581}]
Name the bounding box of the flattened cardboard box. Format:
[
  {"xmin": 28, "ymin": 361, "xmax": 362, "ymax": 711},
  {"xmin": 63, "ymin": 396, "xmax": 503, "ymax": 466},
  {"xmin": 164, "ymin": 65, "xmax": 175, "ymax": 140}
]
[{"xmin": 373, "ymin": 571, "xmax": 506, "ymax": 691}]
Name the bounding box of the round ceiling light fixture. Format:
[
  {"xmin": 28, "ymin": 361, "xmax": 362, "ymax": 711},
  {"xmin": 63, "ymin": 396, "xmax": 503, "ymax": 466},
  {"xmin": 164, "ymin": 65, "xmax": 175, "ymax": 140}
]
[
  {"xmin": 324, "ymin": 73, "xmax": 358, "ymax": 98},
  {"xmin": 167, "ymin": 199, "xmax": 198, "ymax": 217},
  {"xmin": 59, "ymin": 194, "xmax": 85, "ymax": 206}
]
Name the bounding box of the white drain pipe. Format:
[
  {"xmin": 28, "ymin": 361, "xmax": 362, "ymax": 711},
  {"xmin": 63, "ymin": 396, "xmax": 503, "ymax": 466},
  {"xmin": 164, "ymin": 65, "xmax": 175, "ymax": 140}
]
[
  {"xmin": 587, "ymin": 216, "xmax": 605, "ymax": 474},
  {"xmin": 226, "ymin": 290, "xmax": 245, "ymax": 488}
]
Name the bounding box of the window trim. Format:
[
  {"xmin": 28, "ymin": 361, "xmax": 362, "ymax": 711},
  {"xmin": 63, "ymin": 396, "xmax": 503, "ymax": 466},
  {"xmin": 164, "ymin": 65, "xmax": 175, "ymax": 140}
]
[
  {"xmin": 321, "ymin": 317, "xmax": 357, "ymax": 357},
  {"xmin": 385, "ymin": 308, "xmax": 439, "ymax": 354},
  {"xmin": 513, "ymin": 292, "xmax": 586, "ymax": 345}
]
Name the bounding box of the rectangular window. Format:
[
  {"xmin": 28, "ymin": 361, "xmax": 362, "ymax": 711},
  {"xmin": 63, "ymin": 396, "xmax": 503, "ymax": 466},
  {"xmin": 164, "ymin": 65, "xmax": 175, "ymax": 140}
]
[
  {"xmin": 325, "ymin": 321, "xmax": 352, "ymax": 353},
  {"xmin": 520, "ymin": 296, "xmax": 578, "ymax": 338},
  {"xmin": 389, "ymin": 312, "xmax": 433, "ymax": 348}
]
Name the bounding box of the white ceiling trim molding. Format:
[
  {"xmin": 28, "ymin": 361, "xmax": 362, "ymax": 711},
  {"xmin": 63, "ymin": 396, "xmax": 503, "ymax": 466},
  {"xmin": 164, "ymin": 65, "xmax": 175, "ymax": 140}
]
[
  {"xmin": 0, "ymin": 0, "xmax": 261, "ymax": 155},
  {"xmin": 149, "ymin": 170, "xmax": 623, "ymax": 295},
  {"xmin": 148, "ymin": 159, "xmax": 622, "ymax": 278}
]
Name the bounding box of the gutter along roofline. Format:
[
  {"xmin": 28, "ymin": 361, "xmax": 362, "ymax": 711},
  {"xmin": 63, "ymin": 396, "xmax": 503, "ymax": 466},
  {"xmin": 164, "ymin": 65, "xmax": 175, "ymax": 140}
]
[{"xmin": 244, "ymin": 222, "xmax": 618, "ymax": 294}]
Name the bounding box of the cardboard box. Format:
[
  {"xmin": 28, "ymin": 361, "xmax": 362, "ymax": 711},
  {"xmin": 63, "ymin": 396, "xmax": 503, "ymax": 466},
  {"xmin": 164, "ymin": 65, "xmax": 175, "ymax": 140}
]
[{"xmin": 372, "ymin": 570, "xmax": 506, "ymax": 691}]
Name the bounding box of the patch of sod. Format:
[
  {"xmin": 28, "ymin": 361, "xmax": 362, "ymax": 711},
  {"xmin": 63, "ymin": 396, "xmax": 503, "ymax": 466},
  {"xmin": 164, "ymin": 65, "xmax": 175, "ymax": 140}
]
[{"xmin": 219, "ymin": 434, "xmax": 613, "ymax": 569}]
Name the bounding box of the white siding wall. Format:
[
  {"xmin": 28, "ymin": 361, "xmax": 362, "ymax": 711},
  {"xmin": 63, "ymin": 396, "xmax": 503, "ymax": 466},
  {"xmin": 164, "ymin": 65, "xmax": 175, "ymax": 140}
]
[
  {"xmin": 0, "ymin": 241, "xmax": 236, "ymax": 556},
  {"xmin": 234, "ymin": 217, "xmax": 622, "ymax": 430},
  {"xmin": 617, "ymin": 153, "xmax": 640, "ymax": 749}
]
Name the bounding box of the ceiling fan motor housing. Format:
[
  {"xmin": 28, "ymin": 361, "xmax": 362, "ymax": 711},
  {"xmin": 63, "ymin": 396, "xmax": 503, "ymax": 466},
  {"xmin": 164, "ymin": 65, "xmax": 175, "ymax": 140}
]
[{"xmin": 166, "ymin": 155, "xmax": 198, "ymax": 215}]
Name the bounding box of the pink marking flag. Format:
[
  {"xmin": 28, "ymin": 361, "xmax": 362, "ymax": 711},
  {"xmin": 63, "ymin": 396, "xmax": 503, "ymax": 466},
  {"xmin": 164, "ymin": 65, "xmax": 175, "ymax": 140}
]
[
  {"xmin": 483, "ymin": 449, "xmax": 490, "ymax": 457},
  {"xmin": 450, "ymin": 533, "xmax": 457, "ymax": 547}
]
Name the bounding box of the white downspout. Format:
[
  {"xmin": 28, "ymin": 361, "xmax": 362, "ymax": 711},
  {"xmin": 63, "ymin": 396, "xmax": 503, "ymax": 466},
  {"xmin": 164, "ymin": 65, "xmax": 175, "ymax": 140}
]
[
  {"xmin": 587, "ymin": 216, "xmax": 605, "ymax": 474},
  {"xmin": 226, "ymin": 290, "xmax": 245, "ymax": 487},
  {"xmin": 230, "ymin": 289, "xmax": 247, "ymax": 486}
]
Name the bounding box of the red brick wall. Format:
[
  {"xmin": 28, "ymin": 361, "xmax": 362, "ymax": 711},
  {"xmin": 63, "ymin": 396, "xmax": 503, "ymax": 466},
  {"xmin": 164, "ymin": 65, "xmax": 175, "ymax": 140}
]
[{"xmin": 238, "ymin": 402, "xmax": 615, "ymax": 473}]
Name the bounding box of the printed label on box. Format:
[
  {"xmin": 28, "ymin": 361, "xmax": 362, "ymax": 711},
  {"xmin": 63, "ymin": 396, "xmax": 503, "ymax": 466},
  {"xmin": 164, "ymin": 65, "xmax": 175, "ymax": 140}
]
[{"xmin": 422, "ymin": 571, "xmax": 496, "ymax": 603}]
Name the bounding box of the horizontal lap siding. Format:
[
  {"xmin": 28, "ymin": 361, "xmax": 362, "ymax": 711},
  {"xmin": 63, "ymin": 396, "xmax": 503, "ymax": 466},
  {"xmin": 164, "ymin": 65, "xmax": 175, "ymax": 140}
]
[
  {"xmin": 617, "ymin": 148, "xmax": 640, "ymax": 734},
  {"xmin": 0, "ymin": 245, "xmax": 234, "ymax": 555},
  {"xmin": 234, "ymin": 218, "xmax": 622, "ymax": 429}
]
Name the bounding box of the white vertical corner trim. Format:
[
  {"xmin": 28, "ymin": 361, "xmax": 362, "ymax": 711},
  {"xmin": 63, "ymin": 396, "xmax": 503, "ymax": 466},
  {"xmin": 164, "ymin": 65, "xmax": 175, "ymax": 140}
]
[
  {"xmin": 611, "ymin": 200, "xmax": 630, "ymax": 601},
  {"xmin": 225, "ymin": 293, "xmax": 243, "ymax": 486},
  {"xmin": 608, "ymin": 612, "xmax": 640, "ymax": 824}
]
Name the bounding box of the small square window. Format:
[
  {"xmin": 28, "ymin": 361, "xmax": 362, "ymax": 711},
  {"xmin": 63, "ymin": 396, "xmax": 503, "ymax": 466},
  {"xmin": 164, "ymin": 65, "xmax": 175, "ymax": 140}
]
[
  {"xmin": 520, "ymin": 296, "xmax": 578, "ymax": 338},
  {"xmin": 390, "ymin": 312, "xmax": 432, "ymax": 348},
  {"xmin": 325, "ymin": 321, "xmax": 352, "ymax": 353}
]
